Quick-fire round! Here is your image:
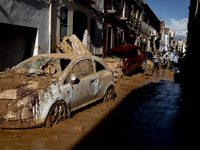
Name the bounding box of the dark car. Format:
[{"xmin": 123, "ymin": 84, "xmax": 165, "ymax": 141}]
[{"xmin": 102, "ymin": 45, "xmax": 147, "ymax": 77}]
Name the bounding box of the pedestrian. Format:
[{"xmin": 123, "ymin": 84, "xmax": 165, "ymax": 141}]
[
  {"xmin": 162, "ymin": 52, "xmax": 168, "ymax": 68},
  {"xmin": 153, "ymin": 53, "xmax": 159, "ymax": 70},
  {"xmin": 173, "ymin": 53, "xmax": 179, "ymax": 68},
  {"xmin": 161, "ymin": 50, "xmax": 165, "ymax": 67},
  {"xmin": 169, "ymin": 51, "xmax": 174, "ymax": 69}
]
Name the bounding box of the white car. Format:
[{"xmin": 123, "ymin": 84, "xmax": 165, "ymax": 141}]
[{"xmin": 0, "ymin": 54, "xmax": 115, "ymax": 128}]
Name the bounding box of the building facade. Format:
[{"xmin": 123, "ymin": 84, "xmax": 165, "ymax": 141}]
[
  {"xmin": 51, "ymin": 0, "xmax": 104, "ymax": 55},
  {"xmin": 0, "ymin": 0, "xmax": 105, "ymax": 71},
  {"xmin": 0, "ymin": 0, "xmax": 49, "ymax": 71},
  {"xmin": 141, "ymin": 1, "xmax": 161, "ymax": 52},
  {"xmin": 103, "ymin": 0, "xmax": 143, "ymax": 54}
]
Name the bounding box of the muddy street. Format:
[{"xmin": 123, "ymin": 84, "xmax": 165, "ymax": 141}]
[{"xmin": 0, "ymin": 69, "xmax": 195, "ymax": 149}]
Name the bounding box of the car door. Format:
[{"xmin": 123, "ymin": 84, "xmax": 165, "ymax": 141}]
[
  {"xmin": 137, "ymin": 48, "xmax": 144, "ymax": 67},
  {"xmin": 123, "ymin": 48, "xmax": 138, "ymax": 74},
  {"xmin": 92, "ymin": 60, "xmax": 106, "ymax": 99},
  {"xmin": 63, "ymin": 59, "xmax": 95, "ymax": 110}
]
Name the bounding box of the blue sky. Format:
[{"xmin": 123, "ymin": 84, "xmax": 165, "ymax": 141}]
[{"xmin": 144, "ymin": 0, "xmax": 190, "ymax": 37}]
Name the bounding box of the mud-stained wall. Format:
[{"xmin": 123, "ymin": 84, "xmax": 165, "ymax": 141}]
[{"xmin": 0, "ymin": 0, "xmax": 49, "ymax": 55}]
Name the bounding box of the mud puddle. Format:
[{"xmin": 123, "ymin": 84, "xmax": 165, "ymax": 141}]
[{"xmin": 0, "ymin": 69, "xmax": 179, "ymax": 150}]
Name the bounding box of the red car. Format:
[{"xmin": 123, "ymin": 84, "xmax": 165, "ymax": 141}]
[{"xmin": 102, "ymin": 45, "xmax": 147, "ymax": 77}]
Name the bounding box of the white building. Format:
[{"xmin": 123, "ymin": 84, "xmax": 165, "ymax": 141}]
[
  {"xmin": 178, "ymin": 39, "xmax": 186, "ymax": 53},
  {"xmin": 164, "ymin": 28, "xmax": 170, "ymax": 51},
  {"xmin": 159, "ymin": 21, "xmax": 165, "ymax": 52}
]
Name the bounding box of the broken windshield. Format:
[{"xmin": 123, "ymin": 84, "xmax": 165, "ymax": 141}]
[
  {"xmin": 102, "ymin": 51, "xmax": 125, "ymax": 62},
  {"xmin": 13, "ymin": 56, "xmax": 71, "ymax": 77}
]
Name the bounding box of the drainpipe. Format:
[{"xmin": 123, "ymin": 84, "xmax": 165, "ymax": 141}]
[{"xmin": 49, "ymin": 1, "xmax": 52, "ymax": 53}]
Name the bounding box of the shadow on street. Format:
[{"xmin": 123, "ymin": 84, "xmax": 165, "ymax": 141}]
[{"xmin": 73, "ymin": 80, "xmax": 198, "ymax": 150}]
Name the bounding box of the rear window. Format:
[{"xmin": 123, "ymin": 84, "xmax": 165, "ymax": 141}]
[{"xmin": 102, "ymin": 50, "xmax": 125, "ymax": 61}]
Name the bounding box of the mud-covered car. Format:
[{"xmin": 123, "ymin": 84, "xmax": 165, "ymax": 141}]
[
  {"xmin": 102, "ymin": 45, "xmax": 146, "ymax": 77},
  {"xmin": 0, "ymin": 54, "xmax": 115, "ymax": 129}
]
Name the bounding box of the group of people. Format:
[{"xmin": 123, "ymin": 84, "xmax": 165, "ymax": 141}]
[{"xmin": 153, "ymin": 50, "xmax": 181, "ymax": 70}]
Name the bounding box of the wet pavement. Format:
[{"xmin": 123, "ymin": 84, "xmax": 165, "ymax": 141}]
[{"xmin": 74, "ymin": 73, "xmax": 197, "ymax": 150}]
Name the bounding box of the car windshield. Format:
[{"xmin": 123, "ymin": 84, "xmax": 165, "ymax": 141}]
[
  {"xmin": 13, "ymin": 56, "xmax": 71, "ymax": 77},
  {"xmin": 102, "ymin": 50, "xmax": 125, "ymax": 61}
]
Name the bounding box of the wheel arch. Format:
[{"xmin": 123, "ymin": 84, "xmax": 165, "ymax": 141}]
[{"xmin": 44, "ymin": 99, "xmax": 68, "ymax": 126}]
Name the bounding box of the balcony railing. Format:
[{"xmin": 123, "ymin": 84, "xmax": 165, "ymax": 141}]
[
  {"xmin": 128, "ymin": 16, "xmax": 141, "ymax": 31},
  {"xmin": 75, "ymin": 0, "xmax": 97, "ymax": 4}
]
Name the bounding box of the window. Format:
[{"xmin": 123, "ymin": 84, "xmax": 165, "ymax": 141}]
[
  {"xmin": 60, "ymin": 59, "xmax": 71, "ymax": 71},
  {"xmin": 108, "ymin": 0, "xmax": 116, "ymax": 10},
  {"xmin": 95, "ymin": 60, "xmax": 105, "ymax": 72},
  {"xmin": 97, "ymin": 0, "xmax": 103, "ymax": 7},
  {"xmin": 65, "ymin": 59, "xmax": 94, "ymax": 83},
  {"xmin": 107, "ymin": 26, "xmax": 112, "ymax": 51},
  {"xmin": 125, "ymin": 48, "xmax": 138, "ymax": 58},
  {"xmin": 119, "ymin": 30, "xmax": 124, "ymax": 45},
  {"xmin": 60, "ymin": 7, "xmax": 68, "ymax": 41},
  {"xmin": 121, "ymin": 0, "xmax": 126, "ymax": 17},
  {"xmin": 114, "ymin": 28, "xmax": 120, "ymax": 47}
]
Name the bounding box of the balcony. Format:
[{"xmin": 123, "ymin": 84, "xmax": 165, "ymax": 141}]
[
  {"xmin": 76, "ymin": 0, "xmax": 96, "ymax": 4},
  {"xmin": 128, "ymin": 16, "xmax": 141, "ymax": 32}
]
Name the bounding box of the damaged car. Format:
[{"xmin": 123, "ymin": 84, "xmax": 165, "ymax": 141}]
[
  {"xmin": 0, "ymin": 54, "xmax": 115, "ymax": 129},
  {"xmin": 102, "ymin": 45, "xmax": 147, "ymax": 78}
]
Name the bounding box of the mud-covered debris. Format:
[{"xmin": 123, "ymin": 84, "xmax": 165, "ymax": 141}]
[{"xmin": 58, "ymin": 35, "xmax": 92, "ymax": 55}]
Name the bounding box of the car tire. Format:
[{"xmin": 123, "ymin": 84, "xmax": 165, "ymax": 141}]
[
  {"xmin": 103, "ymin": 87, "xmax": 115, "ymax": 103},
  {"xmin": 141, "ymin": 59, "xmax": 146, "ymax": 71},
  {"xmin": 46, "ymin": 100, "xmax": 67, "ymax": 128}
]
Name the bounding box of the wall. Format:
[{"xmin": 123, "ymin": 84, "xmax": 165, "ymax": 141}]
[
  {"xmin": 0, "ymin": 0, "xmax": 49, "ymax": 71},
  {"xmin": 0, "ymin": 0, "xmax": 49, "ymax": 55}
]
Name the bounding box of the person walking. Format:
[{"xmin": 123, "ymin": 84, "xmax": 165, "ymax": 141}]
[
  {"xmin": 153, "ymin": 53, "xmax": 159, "ymax": 70},
  {"xmin": 173, "ymin": 53, "xmax": 179, "ymax": 68},
  {"xmin": 169, "ymin": 51, "xmax": 174, "ymax": 69}
]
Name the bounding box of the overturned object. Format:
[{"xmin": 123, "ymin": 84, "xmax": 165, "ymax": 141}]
[{"xmin": 58, "ymin": 35, "xmax": 92, "ymax": 55}]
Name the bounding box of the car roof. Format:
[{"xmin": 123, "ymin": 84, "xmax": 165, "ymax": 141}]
[
  {"xmin": 108, "ymin": 45, "xmax": 140, "ymax": 52},
  {"xmin": 26, "ymin": 53, "xmax": 106, "ymax": 67}
]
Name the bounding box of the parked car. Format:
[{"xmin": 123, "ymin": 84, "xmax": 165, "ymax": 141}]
[
  {"xmin": 0, "ymin": 54, "xmax": 115, "ymax": 129},
  {"xmin": 102, "ymin": 45, "xmax": 147, "ymax": 77}
]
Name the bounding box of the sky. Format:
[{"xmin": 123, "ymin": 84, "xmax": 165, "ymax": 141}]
[{"xmin": 144, "ymin": 0, "xmax": 190, "ymax": 38}]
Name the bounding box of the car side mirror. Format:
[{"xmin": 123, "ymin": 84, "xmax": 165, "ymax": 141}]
[{"xmin": 71, "ymin": 74, "xmax": 80, "ymax": 84}]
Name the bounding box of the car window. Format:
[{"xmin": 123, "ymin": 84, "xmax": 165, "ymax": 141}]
[
  {"xmin": 95, "ymin": 60, "xmax": 105, "ymax": 72},
  {"xmin": 125, "ymin": 48, "xmax": 138, "ymax": 59},
  {"xmin": 65, "ymin": 59, "xmax": 94, "ymax": 83},
  {"xmin": 60, "ymin": 59, "xmax": 71, "ymax": 71},
  {"xmin": 102, "ymin": 50, "xmax": 125, "ymax": 61}
]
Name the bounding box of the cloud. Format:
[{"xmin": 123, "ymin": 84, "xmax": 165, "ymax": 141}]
[{"xmin": 168, "ymin": 18, "xmax": 188, "ymax": 37}]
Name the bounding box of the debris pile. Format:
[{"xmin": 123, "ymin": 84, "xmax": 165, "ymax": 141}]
[{"xmin": 58, "ymin": 35, "xmax": 92, "ymax": 55}]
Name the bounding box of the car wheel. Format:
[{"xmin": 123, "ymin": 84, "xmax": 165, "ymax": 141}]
[
  {"xmin": 141, "ymin": 59, "xmax": 146, "ymax": 70},
  {"xmin": 103, "ymin": 87, "xmax": 114, "ymax": 103},
  {"xmin": 46, "ymin": 101, "xmax": 67, "ymax": 128}
]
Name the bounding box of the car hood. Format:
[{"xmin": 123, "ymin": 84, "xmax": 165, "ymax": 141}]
[
  {"xmin": 0, "ymin": 73, "xmax": 57, "ymax": 99},
  {"xmin": 104, "ymin": 61, "xmax": 120, "ymax": 71}
]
